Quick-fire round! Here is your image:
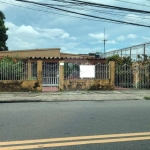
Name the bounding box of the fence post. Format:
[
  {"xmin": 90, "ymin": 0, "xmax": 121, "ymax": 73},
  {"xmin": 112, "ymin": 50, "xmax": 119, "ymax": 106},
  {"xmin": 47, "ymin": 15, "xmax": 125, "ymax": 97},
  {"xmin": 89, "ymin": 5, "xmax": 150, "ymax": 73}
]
[
  {"xmin": 27, "ymin": 59, "xmax": 31, "ymax": 80},
  {"xmin": 59, "ymin": 61, "xmax": 64, "ymax": 91},
  {"xmin": 132, "ymin": 62, "xmax": 139, "ymax": 89},
  {"xmin": 109, "ymin": 61, "xmax": 115, "ymax": 88},
  {"xmin": 37, "ymin": 60, "xmax": 42, "ymax": 91}
]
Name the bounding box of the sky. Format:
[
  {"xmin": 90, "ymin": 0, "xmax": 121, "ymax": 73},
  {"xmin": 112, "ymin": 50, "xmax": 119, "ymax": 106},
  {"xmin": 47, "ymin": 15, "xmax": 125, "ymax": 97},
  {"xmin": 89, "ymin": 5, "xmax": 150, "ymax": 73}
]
[{"xmin": 0, "ymin": 0, "xmax": 150, "ymax": 54}]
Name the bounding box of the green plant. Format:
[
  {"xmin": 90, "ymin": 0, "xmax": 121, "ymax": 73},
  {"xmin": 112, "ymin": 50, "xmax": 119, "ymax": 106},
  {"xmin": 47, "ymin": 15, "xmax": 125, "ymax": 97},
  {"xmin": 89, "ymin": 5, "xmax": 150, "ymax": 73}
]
[
  {"xmin": 0, "ymin": 56, "xmax": 24, "ymax": 80},
  {"xmin": 106, "ymin": 54, "xmax": 132, "ymax": 65},
  {"xmin": 28, "ymin": 76, "xmax": 37, "ymax": 80},
  {"xmin": 144, "ymin": 96, "xmax": 150, "ymax": 100}
]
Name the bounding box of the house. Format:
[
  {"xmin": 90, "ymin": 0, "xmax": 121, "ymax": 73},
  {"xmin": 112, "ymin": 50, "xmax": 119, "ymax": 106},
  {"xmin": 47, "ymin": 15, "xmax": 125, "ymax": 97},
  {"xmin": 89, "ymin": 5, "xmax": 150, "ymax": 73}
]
[{"xmin": 0, "ymin": 48, "xmax": 108, "ymax": 91}]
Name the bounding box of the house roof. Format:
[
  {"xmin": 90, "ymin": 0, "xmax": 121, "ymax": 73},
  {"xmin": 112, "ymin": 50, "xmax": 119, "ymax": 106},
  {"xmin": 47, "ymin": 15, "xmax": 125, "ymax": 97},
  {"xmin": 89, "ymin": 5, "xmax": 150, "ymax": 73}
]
[
  {"xmin": 0, "ymin": 48, "xmax": 60, "ymax": 53},
  {"xmin": 28, "ymin": 57, "xmax": 106, "ymax": 60},
  {"xmin": 0, "ymin": 48, "xmax": 105, "ymax": 60},
  {"xmin": 0, "ymin": 48, "xmax": 61, "ymax": 58}
]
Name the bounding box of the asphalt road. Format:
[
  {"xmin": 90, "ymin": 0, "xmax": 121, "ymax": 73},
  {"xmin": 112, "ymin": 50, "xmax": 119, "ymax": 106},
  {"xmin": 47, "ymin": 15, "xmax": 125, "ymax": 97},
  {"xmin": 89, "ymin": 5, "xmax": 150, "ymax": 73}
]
[{"xmin": 0, "ymin": 100, "xmax": 150, "ymax": 150}]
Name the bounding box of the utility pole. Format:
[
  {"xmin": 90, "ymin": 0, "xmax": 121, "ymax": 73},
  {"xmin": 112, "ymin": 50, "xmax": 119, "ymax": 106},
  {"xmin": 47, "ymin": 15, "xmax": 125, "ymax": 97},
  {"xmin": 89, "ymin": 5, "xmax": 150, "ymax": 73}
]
[{"xmin": 102, "ymin": 28, "xmax": 107, "ymax": 54}]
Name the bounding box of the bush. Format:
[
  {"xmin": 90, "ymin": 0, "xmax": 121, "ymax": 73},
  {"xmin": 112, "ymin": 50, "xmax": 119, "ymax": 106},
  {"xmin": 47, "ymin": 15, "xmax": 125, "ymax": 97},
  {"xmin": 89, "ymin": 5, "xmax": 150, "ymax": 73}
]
[{"xmin": 0, "ymin": 56, "xmax": 24, "ymax": 80}]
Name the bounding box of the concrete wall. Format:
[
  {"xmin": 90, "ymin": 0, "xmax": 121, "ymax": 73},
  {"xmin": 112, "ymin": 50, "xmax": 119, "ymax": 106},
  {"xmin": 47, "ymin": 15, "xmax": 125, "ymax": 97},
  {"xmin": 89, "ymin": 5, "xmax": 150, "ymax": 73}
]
[
  {"xmin": 59, "ymin": 61, "xmax": 115, "ymax": 91},
  {"xmin": 63, "ymin": 79, "xmax": 114, "ymax": 90},
  {"xmin": 0, "ymin": 80, "xmax": 42, "ymax": 92},
  {"xmin": 0, "ymin": 60, "xmax": 43, "ymax": 92}
]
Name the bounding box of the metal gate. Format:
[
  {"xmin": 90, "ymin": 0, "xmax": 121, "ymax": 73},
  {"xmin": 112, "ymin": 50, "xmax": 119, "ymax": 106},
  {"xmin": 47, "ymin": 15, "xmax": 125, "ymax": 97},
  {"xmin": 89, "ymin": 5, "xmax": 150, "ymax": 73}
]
[
  {"xmin": 115, "ymin": 63, "xmax": 150, "ymax": 89},
  {"xmin": 42, "ymin": 62, "xmax": 59, "ymax": 92}
]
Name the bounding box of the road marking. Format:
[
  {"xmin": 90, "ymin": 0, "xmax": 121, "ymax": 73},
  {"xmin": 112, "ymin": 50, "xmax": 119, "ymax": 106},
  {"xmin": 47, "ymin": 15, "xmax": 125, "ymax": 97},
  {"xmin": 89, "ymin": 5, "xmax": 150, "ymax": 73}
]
[
  {"xmin": 0, "ymin": 136, "xmax": 150, "ymax": 150},
  {"xmin": 1, "ymin": 132, "xmax": 150, "ymax": 146}
]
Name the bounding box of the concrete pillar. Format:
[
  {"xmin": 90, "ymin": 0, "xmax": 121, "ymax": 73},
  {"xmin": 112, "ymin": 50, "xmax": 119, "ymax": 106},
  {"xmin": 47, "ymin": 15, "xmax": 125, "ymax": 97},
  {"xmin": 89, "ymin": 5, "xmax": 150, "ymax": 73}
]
[
  {"xmin": 27, "ymin": 59, "xmax": 31, "ymax": 80},
  {"xmin": 37, "ymin": 60, "xmax": 42, "ymax": 91},
  {"xmin": 132, "ymin": 62, "xmax": 139, "ymax": 89},
  {"xmin": 109, "ymin": 61, "xmax": 115, "ymax": 88},
  {"xmin": 59, "ymin": 61, "xmax": 64, "ymax": 90}
]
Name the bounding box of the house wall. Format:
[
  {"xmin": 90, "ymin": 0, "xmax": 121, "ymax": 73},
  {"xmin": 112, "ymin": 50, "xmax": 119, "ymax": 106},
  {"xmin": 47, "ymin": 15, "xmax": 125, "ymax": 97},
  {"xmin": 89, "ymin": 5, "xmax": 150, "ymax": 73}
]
[{"xmin": 63, "ymin": 79, "xmax": 114, "ymax": 90}]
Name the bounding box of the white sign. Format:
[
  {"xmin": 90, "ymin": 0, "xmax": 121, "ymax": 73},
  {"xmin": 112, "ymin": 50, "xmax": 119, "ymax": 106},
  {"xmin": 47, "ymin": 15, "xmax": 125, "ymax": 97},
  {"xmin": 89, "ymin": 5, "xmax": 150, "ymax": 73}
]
[
  {"xmin": 60, "ymin": 62, "xmax": 64, "ymax": 66},
  {"xmin": 80, "ymin": 65, "xmax": 95, "ymax": 78}
]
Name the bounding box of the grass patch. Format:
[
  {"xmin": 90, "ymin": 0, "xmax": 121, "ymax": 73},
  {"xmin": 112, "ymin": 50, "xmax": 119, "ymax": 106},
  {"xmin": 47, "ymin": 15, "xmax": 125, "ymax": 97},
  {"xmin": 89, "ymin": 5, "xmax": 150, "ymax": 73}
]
[{"xmin": 144, "ymin": 97, "xmax": 150, "ymax": 100}]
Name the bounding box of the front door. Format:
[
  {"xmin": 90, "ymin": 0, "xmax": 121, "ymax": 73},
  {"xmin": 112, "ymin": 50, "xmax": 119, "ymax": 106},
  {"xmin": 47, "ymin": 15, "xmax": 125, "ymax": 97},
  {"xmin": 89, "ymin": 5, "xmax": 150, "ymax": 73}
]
[{"xmin": 42, "ymin": 62, "xmax": 59, "ymax": 92}]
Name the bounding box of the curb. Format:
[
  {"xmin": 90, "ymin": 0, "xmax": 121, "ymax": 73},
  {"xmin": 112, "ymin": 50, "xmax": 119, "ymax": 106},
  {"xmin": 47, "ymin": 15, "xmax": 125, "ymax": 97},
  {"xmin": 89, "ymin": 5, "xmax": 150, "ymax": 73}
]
[{"xmin": 0, "ymin": 98, "xmax": 144, "ymax": 103}]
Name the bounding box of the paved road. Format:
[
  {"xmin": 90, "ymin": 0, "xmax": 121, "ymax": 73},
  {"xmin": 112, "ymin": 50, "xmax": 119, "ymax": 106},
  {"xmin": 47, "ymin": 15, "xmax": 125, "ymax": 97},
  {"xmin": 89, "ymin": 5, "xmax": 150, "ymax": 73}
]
[{"xmin": 0, "ymin": 100, "xmax": 150, "ymax": 149}]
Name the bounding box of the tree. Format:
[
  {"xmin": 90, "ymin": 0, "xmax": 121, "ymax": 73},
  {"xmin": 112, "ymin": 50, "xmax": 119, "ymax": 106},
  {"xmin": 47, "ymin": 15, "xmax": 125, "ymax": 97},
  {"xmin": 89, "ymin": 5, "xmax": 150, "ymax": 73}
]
[
  {"xmin": 0, "ymin": 11, "xmax": 8, "ymax": 51},
  {"xmin": 106, "ymin": 54, "xmax": 132, "ymax": 65}
]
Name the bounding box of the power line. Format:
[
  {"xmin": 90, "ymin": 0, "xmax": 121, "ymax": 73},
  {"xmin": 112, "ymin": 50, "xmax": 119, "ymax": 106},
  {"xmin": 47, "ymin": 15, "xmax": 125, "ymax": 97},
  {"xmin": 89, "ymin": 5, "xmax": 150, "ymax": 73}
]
[
  {"xmin": 115, "ymin": 0, "xmax": 150, "ymax": 7},
  {"xmin": 0, "ymin": 0, "xmax": 125, "ymax": 24},
  {"xmin": 1, "ymin": 0, "xmax": 149, "ymax": 27},
  {"xmin": 14, "ymin": 0, "xmax": 150, "ymax": 28},
  {"xmin": 20, "ymin": 0, "xmax": 150, "ymax": 25},
  {"xmin": 63, "ymin": 5, "xmax": 150, "ymax": 21},
  {"xmin": 0, "ymin": 1, "xmax": 105, "ymax": 21},
  {"xmin": 47, "ymin": 0, "xmax": 150, "ymax": 14}
]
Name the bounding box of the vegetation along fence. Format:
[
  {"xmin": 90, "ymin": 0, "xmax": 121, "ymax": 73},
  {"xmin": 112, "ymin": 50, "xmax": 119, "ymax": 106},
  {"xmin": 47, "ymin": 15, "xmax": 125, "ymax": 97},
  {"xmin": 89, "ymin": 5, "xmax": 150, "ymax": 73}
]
[
  {"xmin": 0, "ymin": 60, "xmax": 37, "ymax": 80},
  {"xmin": 0, "ymin": 56, "xmax": 41, "ymax": 92}
]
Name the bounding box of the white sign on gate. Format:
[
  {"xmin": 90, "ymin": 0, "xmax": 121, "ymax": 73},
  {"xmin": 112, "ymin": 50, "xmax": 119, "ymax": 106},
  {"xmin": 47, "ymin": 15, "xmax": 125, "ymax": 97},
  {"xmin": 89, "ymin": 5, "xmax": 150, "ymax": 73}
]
[
  {"xmin": 60, "ymin": 62, "xmax": 64, "ymax": 66},
  {"xmin": 80, "ymin": 65, "xmax": 95, "ymax": 78}
]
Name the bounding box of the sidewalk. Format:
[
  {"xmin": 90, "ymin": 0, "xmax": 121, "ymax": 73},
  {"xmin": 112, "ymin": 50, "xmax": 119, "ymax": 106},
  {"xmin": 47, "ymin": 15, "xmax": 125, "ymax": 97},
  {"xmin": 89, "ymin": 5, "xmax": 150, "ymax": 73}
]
[{"xmin": 0, "ymin": 90, "xmax": 149, "ymax": 102}]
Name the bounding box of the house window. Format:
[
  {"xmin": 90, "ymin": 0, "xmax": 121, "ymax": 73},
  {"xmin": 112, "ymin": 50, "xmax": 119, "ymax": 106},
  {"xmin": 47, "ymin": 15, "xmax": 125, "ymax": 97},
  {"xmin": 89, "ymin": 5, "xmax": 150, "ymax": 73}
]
[{"xmin": 31, "ymin": 62, "xmax": 37, "ymax": 78}]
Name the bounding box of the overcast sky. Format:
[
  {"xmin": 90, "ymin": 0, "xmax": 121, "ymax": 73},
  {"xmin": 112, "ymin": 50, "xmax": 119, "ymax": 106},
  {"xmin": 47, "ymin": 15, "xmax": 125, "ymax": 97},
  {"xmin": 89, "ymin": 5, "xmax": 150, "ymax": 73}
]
[{"xmin": 0, "ymin": 0, "xmax": 150, "ymax": 54}]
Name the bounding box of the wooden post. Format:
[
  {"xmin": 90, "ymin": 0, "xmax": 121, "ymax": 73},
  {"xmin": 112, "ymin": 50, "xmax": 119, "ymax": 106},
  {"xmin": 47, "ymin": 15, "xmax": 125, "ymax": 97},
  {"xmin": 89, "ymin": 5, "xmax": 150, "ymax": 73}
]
[
  {"xmin": 109, "ymin": 61, "xmax": 115, "ymax": 88},
  {"xmin": 37, "ymin": 60, "xmax": 42, "ymax": 91},
  {"xmin": 59, "ymin": 61, "xmax": 64, "ymax": 91}
]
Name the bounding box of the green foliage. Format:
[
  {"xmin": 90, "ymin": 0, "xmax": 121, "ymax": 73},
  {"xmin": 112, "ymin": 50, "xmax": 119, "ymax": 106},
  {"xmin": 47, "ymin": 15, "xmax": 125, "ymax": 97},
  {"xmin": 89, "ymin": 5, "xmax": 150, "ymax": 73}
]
[
  {"xmin": 144, "ymin": 96, "xmax": 150, "ymax": 100},
  {"xmin": 106, "ymin": 54, "xmax": 132, "ymax": 65},
  {"xmin": 64, "ymin": 63, "xmax": 80, "ymax": 79},
  {"xmin": 0, "ymin": 56, "xmax": 24, "ymax": 80},
  {"xmin": 137, "ymin": 54, "xmax": 150, "ymax": 65},
  {"xmin": 0, "ymin": 11, "xmax": 8, "ymax": 51}
]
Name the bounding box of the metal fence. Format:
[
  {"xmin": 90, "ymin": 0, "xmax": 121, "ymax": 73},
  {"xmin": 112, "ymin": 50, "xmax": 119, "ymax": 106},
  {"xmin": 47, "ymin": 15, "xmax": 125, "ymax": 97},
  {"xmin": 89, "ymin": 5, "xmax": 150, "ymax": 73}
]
[
  {"xmin": 138, "ymin": 64, "xmax": 150, "ymax": 89},
  {"xmin": 105, "ymin": 42, "xmax": 150, "ymax": 61},
  {"xmin": 64, "ymin": 62, "xmax": 110, "ymax": 80},
  {"xmin": 0, "ymin": 62, "xmax": 37, "ymax": 80},
  {"xmin": 115, "ymin": 64, "xmax": 134, "ymax": 88},
  {"xmin": 115, "ymin": 63, "xmax": 150, "ymax": 89}
]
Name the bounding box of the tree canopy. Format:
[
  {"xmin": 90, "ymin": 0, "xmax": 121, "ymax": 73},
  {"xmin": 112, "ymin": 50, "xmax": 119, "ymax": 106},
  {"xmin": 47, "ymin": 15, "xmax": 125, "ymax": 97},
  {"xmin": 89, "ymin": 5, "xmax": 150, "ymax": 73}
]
[
  {"xmin": 106, "ymin": 54, "xmax": 132, "ymax": 65},
  {"xmin": 0, "ymin": 11, "xmax": 8, "ymax": 51},
  {"xmin": 106, "ymin": 54, "xmax": 150, "ymax": 65}
]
